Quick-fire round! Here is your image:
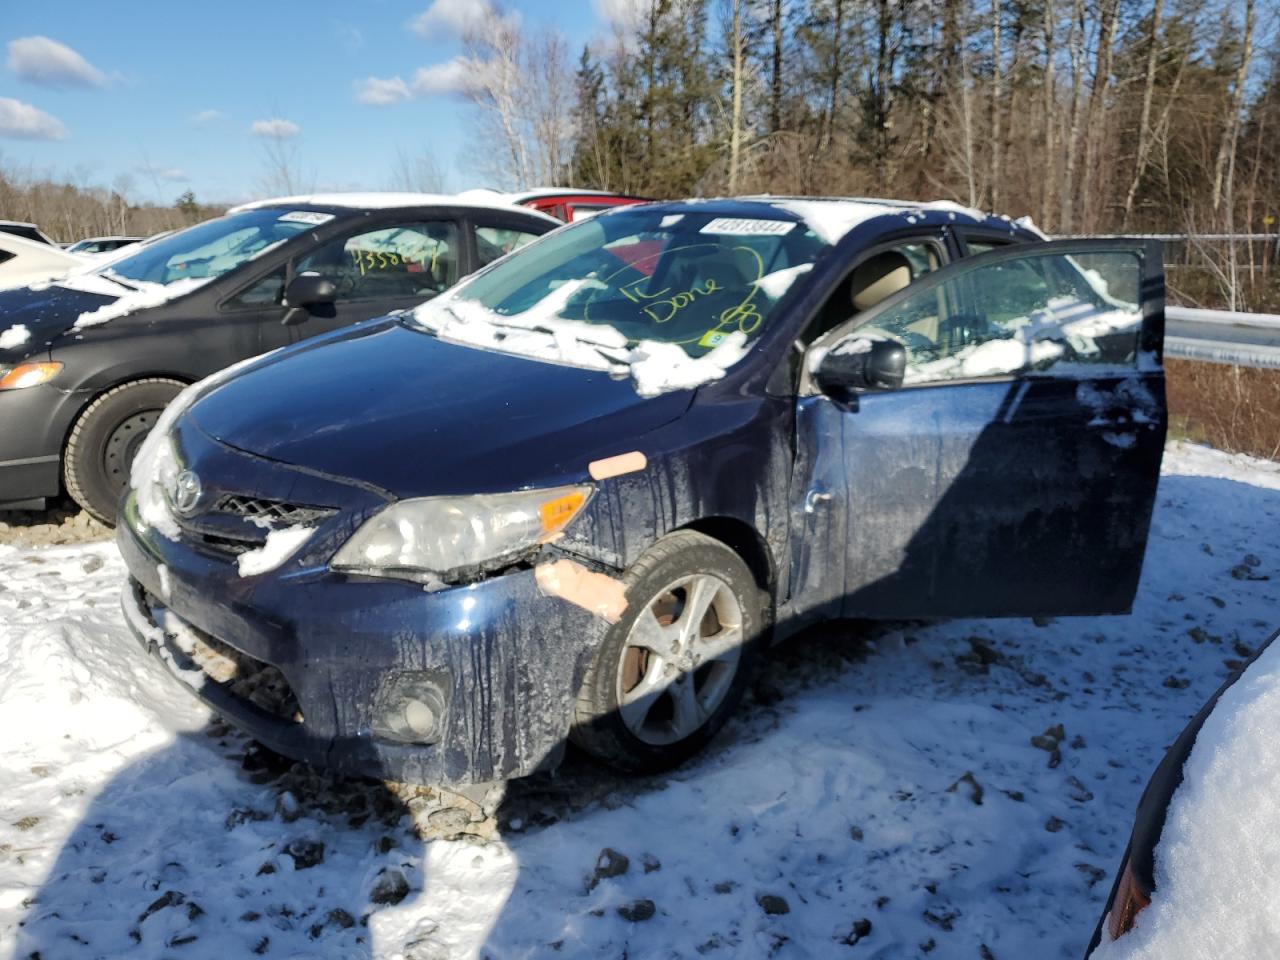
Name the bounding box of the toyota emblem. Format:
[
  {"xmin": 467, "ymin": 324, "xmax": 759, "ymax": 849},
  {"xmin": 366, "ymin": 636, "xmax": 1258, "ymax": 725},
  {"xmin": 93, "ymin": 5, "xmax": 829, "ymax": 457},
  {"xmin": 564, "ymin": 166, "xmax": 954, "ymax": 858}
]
[{"xmin": 171, "ymin": 470, "xmax": 203, "ymax": 516}]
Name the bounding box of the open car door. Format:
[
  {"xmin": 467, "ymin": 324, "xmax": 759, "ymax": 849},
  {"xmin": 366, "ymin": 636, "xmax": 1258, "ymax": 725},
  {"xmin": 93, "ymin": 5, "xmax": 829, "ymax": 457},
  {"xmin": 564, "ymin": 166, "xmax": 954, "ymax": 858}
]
[{"xmin": 792, "ymin": 239, "xmax": 1166, "ymax": 619}]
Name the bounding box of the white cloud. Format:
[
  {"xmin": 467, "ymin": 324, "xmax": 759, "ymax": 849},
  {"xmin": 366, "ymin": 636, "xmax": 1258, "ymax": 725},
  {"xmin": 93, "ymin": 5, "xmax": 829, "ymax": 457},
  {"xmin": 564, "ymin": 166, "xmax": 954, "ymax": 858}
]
[
  {"xmin": 356, "ymin": 76, "xmax": 412, "ymax": 106},
  {"xmin": 250, "ymin": 118, "xmax": 300, "ymax": 139},
  {"xmin": 357, "ymin": 58, "xmax": 484, "ymax": 107},
  {"xmin": 188, "ymin": 109, "xmax": 224, "ymax": 126},
  {"xmin": 593, "ymin": 0, "xmax": 649, "ymax": 29},
  {"xmin": 0, "ymin": 97, "xmax": 68, "ymax": 141},
  {"xmin": 7, "ymin": 36, "xmax": 107, "ymax": 89},
  {"xmin": 409, "ymin": 0, "xmax": 519, "ymax": 40},
  {"xmin": 410, "ymin": 58, "xmax": 482, "ymax": 95}
]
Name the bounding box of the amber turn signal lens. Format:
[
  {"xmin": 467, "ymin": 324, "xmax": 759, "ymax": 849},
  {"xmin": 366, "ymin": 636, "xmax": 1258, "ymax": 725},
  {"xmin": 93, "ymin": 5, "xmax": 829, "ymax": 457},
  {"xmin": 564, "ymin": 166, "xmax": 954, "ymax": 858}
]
[
  {"xmin": 539, "ymin": 491, "xmax": 587, "ymax": 536},
  {"xmin": 0, "ymin": 361, "xmax": 62, "ymax": 391},
  {"xmin": 1107, "ymin": 856, "xmax": 1152, "ymax": 941}
]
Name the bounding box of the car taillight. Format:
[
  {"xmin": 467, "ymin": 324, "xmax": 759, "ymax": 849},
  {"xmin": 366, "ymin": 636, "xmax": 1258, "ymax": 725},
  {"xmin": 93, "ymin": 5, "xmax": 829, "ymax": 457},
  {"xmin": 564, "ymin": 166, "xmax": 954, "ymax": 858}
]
[{"xmin": 1107, "ymin": 855, "xmax": 1152, "ymax": 940}]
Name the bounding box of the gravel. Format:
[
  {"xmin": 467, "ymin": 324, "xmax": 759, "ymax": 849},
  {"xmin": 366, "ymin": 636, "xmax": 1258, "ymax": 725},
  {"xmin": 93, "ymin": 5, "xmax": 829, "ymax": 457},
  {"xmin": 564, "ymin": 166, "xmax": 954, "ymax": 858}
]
[{"xmin": 0, "ymin": 500, "xmax": 111, "ymax": 548}]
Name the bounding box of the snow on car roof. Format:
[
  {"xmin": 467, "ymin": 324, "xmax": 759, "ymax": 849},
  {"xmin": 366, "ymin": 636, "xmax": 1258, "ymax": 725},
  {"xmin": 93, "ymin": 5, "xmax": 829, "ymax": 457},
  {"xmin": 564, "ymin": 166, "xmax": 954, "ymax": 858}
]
[
  {"xmin": 458, "ymin": 188, "xmax": 640, "ymax": 204},
  {"xmin": 227, "ymin": 192, "xmax": 559, "ymax": 222}
]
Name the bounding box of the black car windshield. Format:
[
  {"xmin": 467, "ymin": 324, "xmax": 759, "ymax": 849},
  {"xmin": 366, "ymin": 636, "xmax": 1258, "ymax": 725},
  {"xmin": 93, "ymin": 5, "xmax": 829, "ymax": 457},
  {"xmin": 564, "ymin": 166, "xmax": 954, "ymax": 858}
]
[
  {"xmin": 104, "ymin": 208, "xmax": 324, "ymax": 286},
  {"xmin": 416, "ymin": 206, "xmax": 828, "ymax": 362}
]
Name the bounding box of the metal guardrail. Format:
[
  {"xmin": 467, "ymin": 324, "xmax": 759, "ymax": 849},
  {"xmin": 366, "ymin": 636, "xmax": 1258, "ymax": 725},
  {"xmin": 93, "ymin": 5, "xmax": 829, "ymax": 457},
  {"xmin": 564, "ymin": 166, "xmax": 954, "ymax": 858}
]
[{"xmin": 1165, "ymin": 305, "xmax": 1280, "ymax": 368}]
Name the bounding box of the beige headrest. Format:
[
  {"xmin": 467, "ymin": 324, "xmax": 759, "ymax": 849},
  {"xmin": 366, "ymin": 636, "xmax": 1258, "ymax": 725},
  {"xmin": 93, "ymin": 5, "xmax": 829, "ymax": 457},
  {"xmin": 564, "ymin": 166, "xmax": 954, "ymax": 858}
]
[{"xmin": 851, "ymin": 251, "xmax": 913, "ymax": 312}]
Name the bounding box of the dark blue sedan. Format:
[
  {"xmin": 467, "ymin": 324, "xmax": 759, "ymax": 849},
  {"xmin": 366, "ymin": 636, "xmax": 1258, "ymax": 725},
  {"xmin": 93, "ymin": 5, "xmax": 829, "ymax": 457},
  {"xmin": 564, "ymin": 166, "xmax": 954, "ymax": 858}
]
[{"xmin": 116, "ymin": 197, "xmax": 1168, "ymax": 784}]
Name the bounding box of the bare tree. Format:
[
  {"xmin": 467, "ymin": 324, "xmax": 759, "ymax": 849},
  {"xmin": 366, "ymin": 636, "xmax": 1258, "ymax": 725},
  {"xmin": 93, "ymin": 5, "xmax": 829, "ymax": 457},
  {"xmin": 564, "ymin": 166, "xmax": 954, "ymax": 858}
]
[
  {"xmin": 1211, "ymin": 0, "xmax": 1256, "ymax": 212},
  {"xmin": 389, "ymin": 148, "xmax": 446, "ymax": 193},
  {"xmin": 1122, "ymin": 0, "xmax": 1167, "ymax": 227}
]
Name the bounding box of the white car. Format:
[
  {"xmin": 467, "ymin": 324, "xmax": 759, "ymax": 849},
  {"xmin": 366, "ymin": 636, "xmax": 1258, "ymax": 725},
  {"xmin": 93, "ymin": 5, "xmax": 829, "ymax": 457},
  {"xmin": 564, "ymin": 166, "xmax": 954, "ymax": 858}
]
[
  {"xmin": 0, "ymin": 232, "xmax": 89, "ymax": 290},
  {"xmin": 66, "ymin": 236, "xmax": 143, "ymax": 255}
]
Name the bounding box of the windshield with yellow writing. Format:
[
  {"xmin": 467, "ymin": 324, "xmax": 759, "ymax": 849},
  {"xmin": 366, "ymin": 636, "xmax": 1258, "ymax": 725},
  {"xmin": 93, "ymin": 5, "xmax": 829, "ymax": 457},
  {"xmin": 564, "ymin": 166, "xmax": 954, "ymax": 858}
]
[{"xmin": 442, "ymin": 207, "xmax": 829, "ymax": 357}]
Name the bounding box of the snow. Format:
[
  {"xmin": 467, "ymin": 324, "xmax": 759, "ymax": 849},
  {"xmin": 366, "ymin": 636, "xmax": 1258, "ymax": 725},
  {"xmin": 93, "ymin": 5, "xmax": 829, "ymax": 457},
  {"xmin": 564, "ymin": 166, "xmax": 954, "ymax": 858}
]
[
  {"xmin": 770, "ymin": 199, "xmax": 901, "ymax": 244},
  {"xmin": 236, "ymin": 526, "xmax": 315, "ymax": 577},
  {"xmin": 415, "ymin": 289, "xmax": 752, "ymax": 397},
  {"xmin": 753, "ymin": 262, "xmax": 812, "ymax": 299},
  {"xmin": 231, "ymin": 192, "xmax": 559, "ymax": 225},
  {"xmin": 628, "ymin": 331, "xmax": 750, "ymax": 397},
  {"xmin": 0, "ymin": 324, "xmax": 30, "ymax": 350},
  {"xmin": 1, "ymin": 441, "xmax": 1277, "ymax": 959},
  {"xmin": 1092, "ymin": 641, "xmax": 1280, "ymax": 959},
  {"xmin": 73, "ymin": 276, "xmax": 210, "ymax": 330}
]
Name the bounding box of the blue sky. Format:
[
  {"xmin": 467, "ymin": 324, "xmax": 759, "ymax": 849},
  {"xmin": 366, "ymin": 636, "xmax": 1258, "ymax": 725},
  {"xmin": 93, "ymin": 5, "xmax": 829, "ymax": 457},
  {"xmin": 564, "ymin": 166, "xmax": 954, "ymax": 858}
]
[{"xmin": 0, "ymin": 1, "xmax": 622, "ymax": 206}]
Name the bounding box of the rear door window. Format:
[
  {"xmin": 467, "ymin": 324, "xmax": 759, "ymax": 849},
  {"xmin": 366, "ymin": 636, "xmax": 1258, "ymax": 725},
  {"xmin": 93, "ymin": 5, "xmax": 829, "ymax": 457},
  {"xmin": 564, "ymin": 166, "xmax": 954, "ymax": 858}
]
[{"xmin": 296, "ymin": 222, "xmax": 460, "ymax": 302}]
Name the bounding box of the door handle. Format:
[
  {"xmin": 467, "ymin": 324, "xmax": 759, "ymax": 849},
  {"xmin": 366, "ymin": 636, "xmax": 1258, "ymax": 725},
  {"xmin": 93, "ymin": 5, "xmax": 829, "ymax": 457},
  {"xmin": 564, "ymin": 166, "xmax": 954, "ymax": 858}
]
[{"xmin": 804, "ymin": 490, "xmax": 834, "ymax": 514}]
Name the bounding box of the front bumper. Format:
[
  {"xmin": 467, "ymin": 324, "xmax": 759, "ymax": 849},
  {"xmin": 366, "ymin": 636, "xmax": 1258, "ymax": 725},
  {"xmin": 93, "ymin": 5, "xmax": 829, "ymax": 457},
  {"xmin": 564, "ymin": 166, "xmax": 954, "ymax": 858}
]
[
  {"xmin": 117, "ymin": 493, "xmax": 613, "ymax": 785},
  {"xmin": 0, "ymin": 382, "xmax": 74, "ymax": 508}
]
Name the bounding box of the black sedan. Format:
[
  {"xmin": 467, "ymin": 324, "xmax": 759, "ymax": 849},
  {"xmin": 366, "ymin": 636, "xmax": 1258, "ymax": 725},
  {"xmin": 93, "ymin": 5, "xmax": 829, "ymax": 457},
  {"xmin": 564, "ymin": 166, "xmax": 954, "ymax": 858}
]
[{"xmin": 0, "ymin": 194, "xmax": 556, "ymax": 522}]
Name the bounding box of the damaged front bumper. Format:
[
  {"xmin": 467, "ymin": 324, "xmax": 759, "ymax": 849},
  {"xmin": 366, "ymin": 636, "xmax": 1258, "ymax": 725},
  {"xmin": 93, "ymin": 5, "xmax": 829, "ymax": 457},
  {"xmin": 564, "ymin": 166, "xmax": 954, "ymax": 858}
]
[{"xmin": 117, "ymin": 494, "xmax": 614, "ymax": 785}]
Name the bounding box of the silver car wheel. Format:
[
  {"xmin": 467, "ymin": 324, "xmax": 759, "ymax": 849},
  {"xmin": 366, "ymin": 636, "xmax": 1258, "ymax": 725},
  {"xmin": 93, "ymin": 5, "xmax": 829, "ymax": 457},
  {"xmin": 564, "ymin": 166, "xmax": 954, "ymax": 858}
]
[{"xmin": 615, "ymin": 572, "xmax": 744, "ymax": 747}]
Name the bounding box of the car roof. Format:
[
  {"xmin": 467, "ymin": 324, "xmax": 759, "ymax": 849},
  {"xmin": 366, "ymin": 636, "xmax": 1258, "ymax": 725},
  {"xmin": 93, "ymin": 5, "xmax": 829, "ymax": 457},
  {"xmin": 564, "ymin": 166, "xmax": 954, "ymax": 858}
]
[
  {"xmin": 459, "ymin": 187, "xmax": 645, "ymax": 204},
  {"xmin": 227, "ymin": 192, "xmax": 559, "ymax": 224},
  {"xmin": 609, "ymin": 195, "xmax": 1043, "ymax": 243}
]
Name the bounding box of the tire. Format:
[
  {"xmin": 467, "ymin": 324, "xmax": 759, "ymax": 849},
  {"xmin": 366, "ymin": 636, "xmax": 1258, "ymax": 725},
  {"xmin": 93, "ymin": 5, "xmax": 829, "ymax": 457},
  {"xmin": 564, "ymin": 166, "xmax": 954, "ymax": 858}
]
[
  {"xmin": 63, "ymin": 378, "xmax": 185, "ymax": 526},
  {"xmin": 570, "ymin": 530, "xmax": 768, "ymax": 774}
]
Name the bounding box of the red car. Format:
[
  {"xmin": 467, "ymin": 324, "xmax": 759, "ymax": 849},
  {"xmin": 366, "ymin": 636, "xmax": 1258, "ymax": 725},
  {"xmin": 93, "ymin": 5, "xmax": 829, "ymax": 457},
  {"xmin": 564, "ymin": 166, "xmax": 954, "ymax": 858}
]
[{"xmin": 460, "ymin": 188, "xmax": 649, "ymax": 223}]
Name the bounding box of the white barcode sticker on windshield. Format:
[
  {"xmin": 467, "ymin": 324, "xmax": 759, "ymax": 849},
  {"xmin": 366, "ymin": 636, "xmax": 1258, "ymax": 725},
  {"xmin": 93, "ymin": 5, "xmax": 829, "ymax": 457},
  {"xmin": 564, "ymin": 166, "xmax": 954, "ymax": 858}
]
[
  {"xmin": 279, "ymin": 211, "xmax": 335, "ymax": 225},
  {"xmin": 700, "ymin": 217, "xmax": 795, "ymax": 236}
]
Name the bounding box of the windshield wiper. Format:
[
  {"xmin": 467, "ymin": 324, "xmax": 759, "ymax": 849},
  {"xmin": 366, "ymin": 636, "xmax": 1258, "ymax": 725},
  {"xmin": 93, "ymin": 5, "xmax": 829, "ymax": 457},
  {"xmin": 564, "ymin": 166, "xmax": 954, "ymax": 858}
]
[{"xmin": 98, "ymin": 271, "xmax": 141, "ymax": 292}]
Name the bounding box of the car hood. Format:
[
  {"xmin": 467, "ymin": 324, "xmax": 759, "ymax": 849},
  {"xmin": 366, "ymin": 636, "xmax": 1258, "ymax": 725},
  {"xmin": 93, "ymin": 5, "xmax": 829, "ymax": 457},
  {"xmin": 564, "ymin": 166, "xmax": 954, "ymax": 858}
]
[
  {"xmin": 187, "ymin": 319, "xmax": 694, "ymax": 499},
  {"xmin": 0, "ymin": 282, "xmax": 114, "ymax": 362}
]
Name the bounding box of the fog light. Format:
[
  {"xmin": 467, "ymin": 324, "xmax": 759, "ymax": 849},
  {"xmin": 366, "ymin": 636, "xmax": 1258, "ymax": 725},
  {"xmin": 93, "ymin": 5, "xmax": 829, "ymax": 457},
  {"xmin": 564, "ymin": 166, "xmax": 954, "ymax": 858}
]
[{"xmin": 373, "ymin": 671, "xmax": 449, "ymax": 744}]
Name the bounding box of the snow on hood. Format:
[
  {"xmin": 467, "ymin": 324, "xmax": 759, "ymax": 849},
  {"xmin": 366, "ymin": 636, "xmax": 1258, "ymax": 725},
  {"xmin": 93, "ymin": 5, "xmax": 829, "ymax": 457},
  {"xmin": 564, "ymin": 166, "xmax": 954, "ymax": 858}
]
[
  {"xmin": 72, "ymin": 276, "xmax": 210, "ymax": 330},
  {"xmin": 0, "ymin": 324, "xmax": 30, "ymax": 350},
  {"xmin": 1092, "ymin": 637, "xmax": 1280, "ymax": 959},
  {"xmin": 414, "ymin": 287, "xmax": 751, "ymax": 398}
]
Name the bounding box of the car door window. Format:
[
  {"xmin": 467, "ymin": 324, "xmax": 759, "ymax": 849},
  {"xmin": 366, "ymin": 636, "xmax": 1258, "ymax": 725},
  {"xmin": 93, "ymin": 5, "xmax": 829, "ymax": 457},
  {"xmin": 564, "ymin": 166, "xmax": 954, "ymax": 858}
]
[
  {"xmin": 475, "ymin": 225, "xmax": 541, "ymax": 268},
  {"xmin": 801, "ymin": 238, "xmax": 943, "ymax": 347},
  {"xmin": 296, "ymin": 222, "xmax": 459, "ymax": 303},
  {"xmin": 852, "ymin": 249, "xmax": 1145, "ymax": 385},
  {"xmin": 226, "ymin": 267, "xmax": 286, "ymax": 309}
]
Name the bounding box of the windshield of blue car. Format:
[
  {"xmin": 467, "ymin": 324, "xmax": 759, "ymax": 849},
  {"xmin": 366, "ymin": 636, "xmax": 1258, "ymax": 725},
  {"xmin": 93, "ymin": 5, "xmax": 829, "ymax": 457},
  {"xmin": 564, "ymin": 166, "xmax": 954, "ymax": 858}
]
[
  {"xmin": 103, "ymin": 208, "xmax": 324, "ymax": 286},
  {"xmin": 421, "ymin": 206, "xmax": 829, "ymax": 359}
]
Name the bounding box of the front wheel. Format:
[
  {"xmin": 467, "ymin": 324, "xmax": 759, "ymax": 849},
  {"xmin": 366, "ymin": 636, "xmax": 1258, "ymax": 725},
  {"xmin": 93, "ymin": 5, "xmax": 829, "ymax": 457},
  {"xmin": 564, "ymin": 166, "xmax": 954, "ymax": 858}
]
[
  {"xmin": 570, "ymin": 530, "xmax": 768, "ymax": 774},
  {"xmin": 63, "ymin": 378, "xmax": 185, "ymax": 526}
]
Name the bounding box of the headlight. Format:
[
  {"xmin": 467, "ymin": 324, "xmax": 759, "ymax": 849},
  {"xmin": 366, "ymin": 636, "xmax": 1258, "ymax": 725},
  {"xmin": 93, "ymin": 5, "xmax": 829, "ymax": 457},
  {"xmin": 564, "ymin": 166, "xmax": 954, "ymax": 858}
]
[
  {"xmin": 330, "ymin": 484, "xmax": 593, "ymax": 581},
  {"xmin": 0, "ymin": 361, "xmax": 62, "ymax": 390}
]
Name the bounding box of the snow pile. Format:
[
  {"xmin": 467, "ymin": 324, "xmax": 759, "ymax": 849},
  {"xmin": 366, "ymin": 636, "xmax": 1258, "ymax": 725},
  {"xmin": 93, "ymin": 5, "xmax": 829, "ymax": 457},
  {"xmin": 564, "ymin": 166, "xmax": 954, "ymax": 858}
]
[
  {"xmin": 628, "ymin": 331, "xmax": 749, "ymax": 397},
  {"xmin": 236, "ymin": 526, "xmax": 315, "ymax": 577},
  {"xmin": 416, "ymin": 289, "xmax": 752, "ymax": 397},
  {"xmin": 772, "ymin": 199, "xmax": 900, "ymax": 244},
  {"xmin": 73, "ymin": 276, "xmax": 209, "ymax": 330},
  {"xmin": 1093, "ymin": 640, "xmax": 1280, "ymax": 959},
  {"xmin": 902, "ymin": 296, "xmax": 1142, "ymax": 384},
  {"xmin": 906, "ymin": 337, "xmax": 1065, "ymax": 383},
  {"xmin": 753, "ymin": 262, "xmax": 812, "ymax": 299},
  {"xmin": 0, "ymin": 324, "xmax": 30, "ymax": 350}
]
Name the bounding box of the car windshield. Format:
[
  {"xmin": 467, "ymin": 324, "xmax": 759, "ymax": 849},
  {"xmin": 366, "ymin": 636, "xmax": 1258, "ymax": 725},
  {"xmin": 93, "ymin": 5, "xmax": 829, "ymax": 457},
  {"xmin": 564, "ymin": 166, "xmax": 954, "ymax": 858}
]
[
  {"xmin": 415, "ymin": 206, "xmax": 828, "ymax": 366},
  {"xmin": 103, "ymin": 208, "xmax": 325, "ymax": 286}
]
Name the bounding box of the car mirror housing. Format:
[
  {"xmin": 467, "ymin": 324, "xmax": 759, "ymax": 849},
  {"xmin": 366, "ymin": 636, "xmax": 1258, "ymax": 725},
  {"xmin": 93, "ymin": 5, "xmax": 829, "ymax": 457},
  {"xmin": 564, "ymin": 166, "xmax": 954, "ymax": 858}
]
[
  {"xmin": 282, "ymin": 272, "xmax": 338, "ymax": 326},
  {"xmin": 815, "ymin": 335, "xmax": 906, "ymax": 394}
]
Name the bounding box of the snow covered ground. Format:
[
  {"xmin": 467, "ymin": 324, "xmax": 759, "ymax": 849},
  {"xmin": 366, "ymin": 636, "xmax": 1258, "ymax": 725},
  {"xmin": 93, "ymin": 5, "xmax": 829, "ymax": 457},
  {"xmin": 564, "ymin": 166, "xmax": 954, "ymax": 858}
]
[{"xmin": 0, "ymin": 441, "xmax": 1275, "ymax": 960}]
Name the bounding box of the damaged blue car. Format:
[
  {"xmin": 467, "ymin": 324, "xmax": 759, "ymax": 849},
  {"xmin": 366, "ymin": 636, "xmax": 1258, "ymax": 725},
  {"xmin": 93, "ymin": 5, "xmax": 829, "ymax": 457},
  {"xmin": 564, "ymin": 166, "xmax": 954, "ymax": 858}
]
[{"xmin": 117, "ymin": 197, "xmax": 1168, "ymax": 784}]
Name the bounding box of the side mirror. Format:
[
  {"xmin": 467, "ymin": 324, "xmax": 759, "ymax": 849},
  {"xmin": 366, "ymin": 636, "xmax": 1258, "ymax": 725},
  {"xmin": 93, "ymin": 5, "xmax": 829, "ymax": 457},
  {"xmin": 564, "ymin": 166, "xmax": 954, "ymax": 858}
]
[
  {"xmin": 815, "ymin": 335, "xmax": 906, "ymax": 394},
  {"xmin": 282, "ymin": 272, "xmax": 337, "ymax": 326}
]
